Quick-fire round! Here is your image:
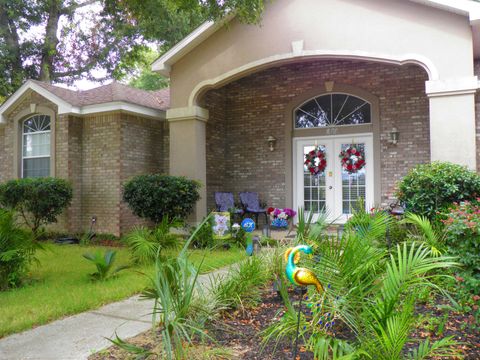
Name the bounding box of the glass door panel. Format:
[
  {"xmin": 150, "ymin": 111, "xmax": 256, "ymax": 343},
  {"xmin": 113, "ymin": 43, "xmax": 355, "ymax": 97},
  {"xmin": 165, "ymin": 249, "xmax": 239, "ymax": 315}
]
[
  {"xmin": 341, "ymin": 143, "xmax": 366, "ymax": 214},
  {"xmin": 303, "ymin": 145, "xmax": 327, "ymax": 214}
]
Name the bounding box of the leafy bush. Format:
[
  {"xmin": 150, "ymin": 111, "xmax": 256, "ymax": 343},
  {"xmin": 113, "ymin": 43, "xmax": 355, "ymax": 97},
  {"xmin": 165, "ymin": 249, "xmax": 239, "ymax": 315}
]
[
  {"xmin": 0, "ymin": 178, "xmax": 73, "ymax": 234},
  {"xmin": 441, "ymin": 201, "xmax": 480, "ymax": 293},
  {"xmin": 397, "ymin": 162, "xmax": 480, "ymax": 219},
  {"xmin": 123, "ymin": 217, "xmax": 182, "ymax": 264},
  {"xmin": 123, "ymin": 174, "xmax": 200, "ymax": 223},
  {"xmin": 0, "ymin": 209, "xmax": 37, "ymax": 290},
  {"xmin": 83, "ymin": 250, "xmax": 129, "ymax": 281}
]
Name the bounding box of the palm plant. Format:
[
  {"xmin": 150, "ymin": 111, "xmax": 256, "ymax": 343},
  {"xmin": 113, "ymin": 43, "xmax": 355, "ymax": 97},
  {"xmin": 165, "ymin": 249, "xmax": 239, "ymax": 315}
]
[
  {"xmin": 82, "ymin": 250, "xmax": 129, "ymax": 281},
  {"xmin": 123, "ymin": 216, "xmax": 182, "ymax": 264},
  {"xmin": 402, "ymin": 212, "xmax": 446, "ymax": 256},
  {"xmin": 111, "ymin": 215, "xmax": 213, "ymax": 359},
  {"xmin": 263, "ymin": 209, "xmax": 460, "ymax": 359}
]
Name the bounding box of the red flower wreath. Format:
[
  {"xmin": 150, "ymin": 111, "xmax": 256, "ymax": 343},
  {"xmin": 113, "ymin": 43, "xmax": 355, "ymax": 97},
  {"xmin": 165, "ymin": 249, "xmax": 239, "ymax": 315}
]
[
  {"xmin": 304, "ymin": 147, "xmax": 327, "ymax": 176},
  {"xmin": 339, "ymin": 146, "xmax": 366, "ymax": 174}
]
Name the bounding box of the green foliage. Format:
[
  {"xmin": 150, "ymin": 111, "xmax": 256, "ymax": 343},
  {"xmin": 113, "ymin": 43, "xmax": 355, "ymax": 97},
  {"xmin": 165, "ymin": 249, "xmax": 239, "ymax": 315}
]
[
  {"xmin": 264, "ymin": 209, "xmax": 460, "ymax": 359},
  {"xmin": 123, "ymin": 217, "xmax": 182, "ymax": 264},
  {"xmin": 132, "ymin": 216, "xmax": 212, "ymax": 359},
  {"xmin": 0, "ymin": 209, "xmax": 37, "ymax": 290},
  {"xmin": 189, "ymin": 217, "xmax": 214, "ymax": 249},
  {"xmin": 82, "ymin": 250, "xmax": 129, "ymax": 281},
  {"xmin": 397, "ymin": 162, "xmax": 480, "ymax": 219},
  {"xmin": 441, "ymin": 200, "xmax": 480, "ymax": 293},
  {"xmin": 402, "ymin": 212, "xmax": 446, "ymax": 256},
  {"xmin": 123, "ymin": 174, "xmax": 200, "ymax": 223},
  {"xmin": 0, "ymin": 177, "xmax": 72, "ymax": 235},
  {"xmin": 211, "ymin": 255, "xmax": 269, "ymax": 310},
  {"xmin": 125, "ymin": 49, "xmax": 169, "ymax": 90}
]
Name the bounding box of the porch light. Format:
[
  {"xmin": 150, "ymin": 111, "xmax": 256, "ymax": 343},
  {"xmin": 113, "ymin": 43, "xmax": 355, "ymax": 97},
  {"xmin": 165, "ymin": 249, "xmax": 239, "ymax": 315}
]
[
  {"xmin": 267, "ymin": 135, "xmax": 277, "ymax": 151},
  {"xmin": 389, "ymin": 127, "xmax": 399, "ymax": 145}
]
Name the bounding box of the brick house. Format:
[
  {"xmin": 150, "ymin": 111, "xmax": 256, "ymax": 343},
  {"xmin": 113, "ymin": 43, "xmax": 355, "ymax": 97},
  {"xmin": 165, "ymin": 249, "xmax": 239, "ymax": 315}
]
[
  {"xmin": 152, "ymin": 0, "xmax": 480, "ymax": 224},
  {"xmin": 2, "ymin": 0, "xmax": 480, "ymax": 234},
  {"xmin": 0, "ymin": 81, "xmax": 169, "ymax": 236}
]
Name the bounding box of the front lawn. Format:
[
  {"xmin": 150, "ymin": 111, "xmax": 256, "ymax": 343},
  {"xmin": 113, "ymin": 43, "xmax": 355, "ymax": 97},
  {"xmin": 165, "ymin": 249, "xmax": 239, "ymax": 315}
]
[{"xmin": 0, "ymin": 243, "xmax": 243, "ymax": 338}]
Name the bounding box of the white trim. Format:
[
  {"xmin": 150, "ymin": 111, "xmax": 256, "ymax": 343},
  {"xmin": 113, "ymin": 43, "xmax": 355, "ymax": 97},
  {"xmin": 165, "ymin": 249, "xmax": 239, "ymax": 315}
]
[
  {"xmin": 425, "ymin": 76, "xmax": 480, "ymax": 97},
  {"xmin": 152, "ymin": 15, "xmax": 234, "ymax": 76},
  {"xmin": 166, "ymin": 106, "xmax": 209, "ymax": 122},
  {"xmin": 0, "ymin": 81, "xmax": 166, "ymax": 124},
  {"xmin": 151, "ymin": 1, "xmax": 480, "ymax": 76},
  {"xmin": 292, "ymin": 133, "xmax": 374, "ymax": 224},
  {"xmin": 78, "ymin": 102, "xmax": 165, "ymax": 119},
  {"xmin": 188, "ymin": 50, "xmax": 439, "ymax": 106}
]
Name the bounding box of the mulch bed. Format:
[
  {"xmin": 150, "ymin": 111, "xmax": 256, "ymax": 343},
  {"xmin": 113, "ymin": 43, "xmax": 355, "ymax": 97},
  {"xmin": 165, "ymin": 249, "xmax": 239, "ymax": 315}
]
[{"xmin": 90, "ymin": 285, "xmax": 480, "ymax": 359}]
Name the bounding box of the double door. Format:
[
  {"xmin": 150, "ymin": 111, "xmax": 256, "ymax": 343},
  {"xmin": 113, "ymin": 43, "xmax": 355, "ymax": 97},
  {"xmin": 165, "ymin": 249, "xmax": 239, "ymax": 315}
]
[{"xmin": 293, "ymin": 134, "xmax": 374, "ymax": 223}]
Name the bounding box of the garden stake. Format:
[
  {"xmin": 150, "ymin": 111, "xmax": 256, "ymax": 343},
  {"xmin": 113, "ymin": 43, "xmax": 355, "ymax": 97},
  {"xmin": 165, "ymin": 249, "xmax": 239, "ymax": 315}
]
[{"xmin": 293, "ymin": 287, "xmax": 307, "ymax": 360}]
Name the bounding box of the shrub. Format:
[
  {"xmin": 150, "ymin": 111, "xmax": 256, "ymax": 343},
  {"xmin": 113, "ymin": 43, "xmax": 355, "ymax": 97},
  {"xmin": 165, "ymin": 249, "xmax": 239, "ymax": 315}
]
[
  {"xmin": 123, "ymin": 174, "xmax": 200, "ymax": 223},
  {"xmin": 441, "ymin": 201, "xmax": 480, "ymax": 294},
  {"xmin": 397, "ymin": 162, "xmax": 480, "ymax": 219},
  {"xmin": 0, "ymin": 209, "xmax": 37, "ymax": 290},
  {"xmin": 0, "ymin": 178, "xmax": 73, "ymax": 234}
]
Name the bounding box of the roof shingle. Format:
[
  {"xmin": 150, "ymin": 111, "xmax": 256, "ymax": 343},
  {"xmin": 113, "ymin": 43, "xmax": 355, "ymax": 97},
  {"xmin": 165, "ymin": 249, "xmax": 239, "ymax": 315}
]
[{"xmin": 31, "ymin": 80, "xmax": 170, "ymax": 111}]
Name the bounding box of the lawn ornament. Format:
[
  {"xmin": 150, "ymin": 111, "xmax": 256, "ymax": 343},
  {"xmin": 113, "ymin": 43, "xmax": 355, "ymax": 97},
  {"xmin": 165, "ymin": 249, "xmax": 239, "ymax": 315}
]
[{"xmin": 285, "ymin": 245, "xmax": 324, "ymax": 294}]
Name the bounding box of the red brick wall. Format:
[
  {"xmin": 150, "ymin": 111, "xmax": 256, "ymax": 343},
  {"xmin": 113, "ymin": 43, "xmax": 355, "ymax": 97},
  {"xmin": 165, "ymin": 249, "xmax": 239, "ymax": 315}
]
[
  {"xmin": 119, "ymin": 113, "xmax": 168, "ymax": 234},
  {"xmin": 204, "ymin": 59, "xmax": 430, "ymax": 208}
]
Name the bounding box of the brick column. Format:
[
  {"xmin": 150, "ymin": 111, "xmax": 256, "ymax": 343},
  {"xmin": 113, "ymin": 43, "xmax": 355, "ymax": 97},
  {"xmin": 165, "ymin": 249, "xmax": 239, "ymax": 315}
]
[
  {"xmin": 426, "ymin": 77, "xmax": 478, "ymax": 170},
  {"xmin": 166, "ymin": 106, "xmax": 209, "ymax": 223}
]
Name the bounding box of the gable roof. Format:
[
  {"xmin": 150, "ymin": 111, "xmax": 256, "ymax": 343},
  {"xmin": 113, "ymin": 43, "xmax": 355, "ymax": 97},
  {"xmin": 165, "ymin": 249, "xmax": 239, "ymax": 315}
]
[
  {"xmin": 152, "ymin": 0, "xmax": 480, "ymax": 76},
  {"xmin": 0, "ymin": 80, "xmax": 170, "ymax": 123}
]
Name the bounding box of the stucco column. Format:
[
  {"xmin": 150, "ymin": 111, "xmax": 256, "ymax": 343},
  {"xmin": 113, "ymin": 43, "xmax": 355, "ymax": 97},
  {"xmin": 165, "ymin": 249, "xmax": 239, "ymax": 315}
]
[
  {"xmin": 426, "ymin": 77, "xmax": 478, "ymax": 170},
  {"xmin": 167, "ymin": 106, "xmax": 209, "ymax": 223}
]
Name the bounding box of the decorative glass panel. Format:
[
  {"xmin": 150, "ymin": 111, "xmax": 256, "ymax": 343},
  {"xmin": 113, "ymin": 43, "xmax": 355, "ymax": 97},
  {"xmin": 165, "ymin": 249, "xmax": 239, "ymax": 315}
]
[
  {"xmin": 22, "ymin": 115, "xmax": 51, "ymax": 178},
  {"xmin": 295, "ymin": 94, "xmax": 371, "ymax": 129},
  {"xmin": 303, "ymin": 145, "xmax": 327, "ymax": 213},
  {"xmin": 341, "ymin": 143, "xmax": 366, "ymax": 214}
]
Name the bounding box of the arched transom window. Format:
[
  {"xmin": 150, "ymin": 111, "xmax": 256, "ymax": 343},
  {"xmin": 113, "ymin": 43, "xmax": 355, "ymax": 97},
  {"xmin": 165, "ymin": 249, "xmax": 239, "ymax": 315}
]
[
  {"xmin": 295, "ymin": 93, "xmax": 371, "ymax": 129},
  {"xmin": 22, "ymin": 115, "xmax": 51, "ymax": 178}
]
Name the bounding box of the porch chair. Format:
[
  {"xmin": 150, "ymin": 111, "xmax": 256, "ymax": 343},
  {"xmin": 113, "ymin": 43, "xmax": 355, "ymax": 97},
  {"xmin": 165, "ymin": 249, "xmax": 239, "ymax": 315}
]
[
  {"xmin": 239, "ymin": 192, "xmax": 268, "ymax": 226},
  {"xmin": 214, "ymin": 192, "xmax": 245, "ymax": 222}
]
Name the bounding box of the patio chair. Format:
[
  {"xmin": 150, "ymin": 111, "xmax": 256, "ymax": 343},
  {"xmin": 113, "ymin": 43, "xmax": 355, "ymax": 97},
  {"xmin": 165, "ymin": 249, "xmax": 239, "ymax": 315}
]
[
  {"xmin": 239, "ymin": 192, "xmax": 268, "ymax": 226},
  {"xmin": 214, "ymin": 192, "xmax": 245, "ymax": 221}
]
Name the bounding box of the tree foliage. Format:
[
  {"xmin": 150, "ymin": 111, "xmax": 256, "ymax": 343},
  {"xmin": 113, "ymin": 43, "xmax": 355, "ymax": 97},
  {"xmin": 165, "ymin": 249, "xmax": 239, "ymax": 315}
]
[{"xmin": 0, "ymin": 0, "xmax": 268, "ymax": 99}]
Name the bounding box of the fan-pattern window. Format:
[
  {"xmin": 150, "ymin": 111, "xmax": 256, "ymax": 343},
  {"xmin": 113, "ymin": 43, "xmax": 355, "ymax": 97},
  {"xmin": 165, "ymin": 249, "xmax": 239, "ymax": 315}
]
[
  {"xmin": 22, "ymin": 115, "xmax": 51, "ymax": 178},
  {"xmin": 295, "ymin": 94, "xmax": 371, "ymax": 129}
]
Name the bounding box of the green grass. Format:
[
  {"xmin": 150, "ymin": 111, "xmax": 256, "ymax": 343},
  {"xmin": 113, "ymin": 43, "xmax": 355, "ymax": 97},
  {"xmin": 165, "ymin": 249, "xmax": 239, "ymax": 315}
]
[{"xmin": 0, "ymin": 243, "xmax": 243, "ymax": 338}]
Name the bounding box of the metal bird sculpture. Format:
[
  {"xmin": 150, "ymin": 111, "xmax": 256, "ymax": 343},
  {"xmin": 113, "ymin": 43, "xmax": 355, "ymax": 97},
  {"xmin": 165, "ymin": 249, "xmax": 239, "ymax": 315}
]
[{"xmin": 285, "ymin": 245, "xmax": 324, "ymax": 294}]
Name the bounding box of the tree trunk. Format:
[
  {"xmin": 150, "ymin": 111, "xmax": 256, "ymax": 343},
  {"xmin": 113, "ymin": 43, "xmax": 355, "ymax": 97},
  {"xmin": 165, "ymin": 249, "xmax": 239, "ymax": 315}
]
[
  {"xmin": 39, "ymin": 0, "xmax": 62, "ymax": 83},
  {"xmin": 0, "ymin": 5, "xmax": 23, "ymax": 89}
]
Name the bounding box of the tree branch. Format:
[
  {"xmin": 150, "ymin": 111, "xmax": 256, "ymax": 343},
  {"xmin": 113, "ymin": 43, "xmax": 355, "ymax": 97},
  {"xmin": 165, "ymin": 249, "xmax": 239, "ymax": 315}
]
[{"xmin": 61, "ymin": 0, "xmax": 99, "ymax": 16}]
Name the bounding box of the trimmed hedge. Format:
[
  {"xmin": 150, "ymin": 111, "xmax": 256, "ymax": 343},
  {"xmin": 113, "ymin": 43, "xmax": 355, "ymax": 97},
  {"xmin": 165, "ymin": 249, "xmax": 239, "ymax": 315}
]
[
  {"xmin": 396, "ymin": 162, "xmax": 480, "ymax": 219},
  {"xmin": 123, "ymin": 174, "xmax": 200, "ymax": 223},
  {"xmin": 0, "ymin": 177, "xmax": 73, "ymax": 234}
]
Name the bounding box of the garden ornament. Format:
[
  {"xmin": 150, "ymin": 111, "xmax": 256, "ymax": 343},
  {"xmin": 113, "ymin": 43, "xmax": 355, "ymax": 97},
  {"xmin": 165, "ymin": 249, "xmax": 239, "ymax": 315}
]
[{"xmin": 285, "ymin": 245, "xmax": 324, "ymax": 294}]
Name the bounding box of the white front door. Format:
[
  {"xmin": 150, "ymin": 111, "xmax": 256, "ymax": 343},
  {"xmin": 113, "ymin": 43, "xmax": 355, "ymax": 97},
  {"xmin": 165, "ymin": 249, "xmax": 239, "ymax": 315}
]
[{"xmin": 293, "ymin": 134, "xmax": 374, "ymax": 223}]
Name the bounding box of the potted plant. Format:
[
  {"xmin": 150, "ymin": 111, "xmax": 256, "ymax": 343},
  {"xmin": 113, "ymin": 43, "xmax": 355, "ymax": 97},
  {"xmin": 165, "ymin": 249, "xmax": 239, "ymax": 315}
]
[{"xmin": 267, "ymin": 207, "xmax": 296, "ymax": 229}]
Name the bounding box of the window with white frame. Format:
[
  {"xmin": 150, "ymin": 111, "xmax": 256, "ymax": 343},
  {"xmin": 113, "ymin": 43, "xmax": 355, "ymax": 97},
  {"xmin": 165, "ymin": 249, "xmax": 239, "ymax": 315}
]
[
  {"xmin": 22, "ymin": 115, "xmax": 51, "ymax": 178},
  {"xmin": 295, "ymin": 93, "xmax": 371, "ymax": 129}
]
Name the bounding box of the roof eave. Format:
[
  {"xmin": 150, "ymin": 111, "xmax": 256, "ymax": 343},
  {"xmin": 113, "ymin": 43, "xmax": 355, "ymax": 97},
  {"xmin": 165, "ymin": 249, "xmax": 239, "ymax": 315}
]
[{"xmin": 151, "ymin": 0, "xmax": 480, "ymax": 76}]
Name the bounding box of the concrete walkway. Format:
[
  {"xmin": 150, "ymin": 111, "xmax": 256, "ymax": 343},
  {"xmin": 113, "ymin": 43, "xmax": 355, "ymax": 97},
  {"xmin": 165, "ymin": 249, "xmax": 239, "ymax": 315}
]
[{"xmin": 0, "ymin": 267, "xmax": 231, "ymax": 360}]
